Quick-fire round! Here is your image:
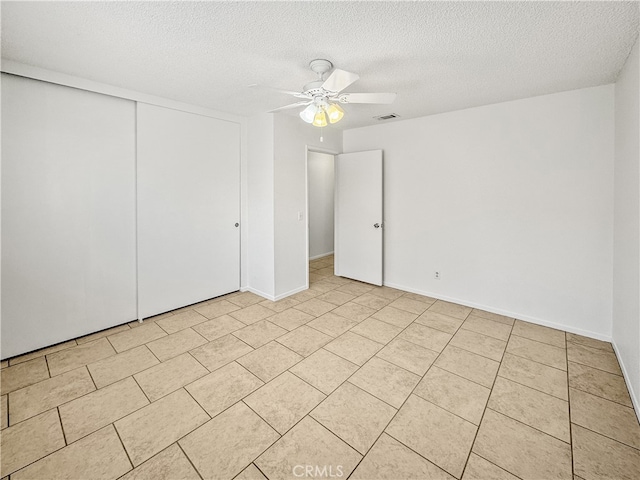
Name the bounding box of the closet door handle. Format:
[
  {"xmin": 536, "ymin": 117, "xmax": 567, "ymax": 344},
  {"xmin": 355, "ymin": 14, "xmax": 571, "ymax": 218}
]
[{"xmin": 235, "ymin": 223, "xmax": 239, "ymax": 227}]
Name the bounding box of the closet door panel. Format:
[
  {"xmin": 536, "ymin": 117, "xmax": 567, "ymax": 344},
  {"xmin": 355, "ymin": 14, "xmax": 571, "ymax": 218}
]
[
  {"xmin": 1, "ymin": 74, "xmax": 137, "ymax": 358},
  {"xmin": 137, "ymin": 104, "xmax": 240, "ymax": 319}
]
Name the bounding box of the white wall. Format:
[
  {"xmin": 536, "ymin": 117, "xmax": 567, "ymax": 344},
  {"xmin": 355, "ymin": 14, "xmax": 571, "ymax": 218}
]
[
  {"xmin": 273, "ymin": 115, "xmax": 341, "ymax": 298},
  {"xmin": 344, "ymin": 85, "xmax": 615, "ymax": 339},
  {"xmin": 247, "ymin": 113, "xmax": 276, "ymax": 298},
  {"xmin": 613, "ymin": 35, "xmax": 640, "ymax": 415},
  {"xmin": 308, "ymin": 152, "xmax": 335, "ymax": 259}
]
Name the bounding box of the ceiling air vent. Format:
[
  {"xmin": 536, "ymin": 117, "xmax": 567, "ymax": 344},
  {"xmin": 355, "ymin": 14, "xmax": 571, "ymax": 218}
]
[{"xmin": 374, "ymin": 113, "xmax": 400, "ymax": 121}]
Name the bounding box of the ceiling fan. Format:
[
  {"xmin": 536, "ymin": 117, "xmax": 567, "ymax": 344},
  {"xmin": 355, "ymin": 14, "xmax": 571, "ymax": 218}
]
[{"xmin": 252, "ymin": 59, "xmax": 396, "ymax": 127}]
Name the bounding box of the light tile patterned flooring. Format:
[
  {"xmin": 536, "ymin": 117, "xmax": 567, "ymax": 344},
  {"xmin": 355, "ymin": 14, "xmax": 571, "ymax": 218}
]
[{"xmin": 1, "ymin": 255, "xmax": 639, "ymax": 479}]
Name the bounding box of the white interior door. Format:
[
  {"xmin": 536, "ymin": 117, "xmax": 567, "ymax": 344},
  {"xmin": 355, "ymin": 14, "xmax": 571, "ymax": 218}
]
[
  {"xmin": 137, "ymin": 103, "xmax": 240, "ymax": 319},
  {"xmin": 335, "ymin": 150, "xmax": 383, "ymax": 285}
]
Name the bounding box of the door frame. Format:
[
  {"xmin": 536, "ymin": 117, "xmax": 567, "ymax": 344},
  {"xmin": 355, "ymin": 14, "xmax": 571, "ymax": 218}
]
[{"xmin": 305, "ymin": 145, "xmax": 341, "ymax": 288}]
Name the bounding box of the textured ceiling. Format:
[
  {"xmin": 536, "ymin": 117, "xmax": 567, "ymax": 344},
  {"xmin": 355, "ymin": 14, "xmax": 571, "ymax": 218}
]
[{"xmin": 2, "ymin": 1, "xmax": 638, "ymax": 129}]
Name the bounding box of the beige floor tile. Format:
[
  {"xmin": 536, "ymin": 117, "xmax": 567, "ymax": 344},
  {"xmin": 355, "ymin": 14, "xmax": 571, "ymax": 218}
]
[
  {"xmin": 435, "ymin": 345, "xmax": 500, "ymax": 388},
  {"xmin": 316, "ymin": 290, "xmax": 356, "ymax": 306},
  {"xmin": 512, "ymin": 320, "xmax": 566, "ymax": 348},
  {"xmin": 450, "ymin": 329, "xmax": 507, "ymax": 361},
  {"xmin": 471, "ymin": 309, "xmax": 515, "ymax": 325},
  {"xmin": 428, "ymin": 300, "xmax": 472, "ymax": 320},
  {"xmin": 307, "ymin": 312, "xmax": 358, "ymax": 337},
  {"xmin": 376, "ymin": 338, "xmax": 439, "ymax": 375},
  {"xmin": 134, "ymin": 353, "xmax": 208, "ymax": 402},
  {"xmin": 498, "ymin": 353, "xmax": 568, "ymax": 400},
  {"xmin": 473, "ymin": 409, "xmax": 572, "ymax": 480},
  {"xmin": 369, "ymin": 286, "xmax": 405, "ymax": 301},
  {"xmin": 311, "ymin": 382, "xmax": 396, "ymax": 454},
  {"xmin": 568, "ymin": 361, "xmax": 632, "ymax": 406},
  {"xmin": 414, "ymin": 366, "xmax": 490, "ymax": 425},
  {"xmin": 294, "ymin": 298, "xmax": 337, "ymax": 317},
  {"xmin": 88, "ymin": 345, "xmax": 159, "ymax": 388},
  {"xmin": 11, "ymin": 425, "xmax": 131, "ymax": 480},
  {"xmin": 268, "ymin": 308, "xmax": 315, "ymax": 331},
  {"xmin": 349, "ymin": 357, "xmax": 420, "ymax": 408},
  {"xmin": 289, "ymin": 349, "xmax": 358, "ymax": 394},
  {"xmin": 76, "ymin": 324, "xmax": 130, "ymax": 345},
  {"xmin": 566, "ymin": 342, "xmax": 622, "ymax": 375},
  {"xmin": 462, "ymin": 453, "xmax": 519, "ymax": 480},
  {"xmin": 230, "ymin": 304, "xmax": 277, "ymax": 325},
  {"xmin": 190, "ymin": 334, "xmax": 253, "ymax": 372},
  {"xmin": 351, "ymin": 317, "xmax": 403, "ymax": 344},
  {"xmin": 351, "ymin": 292, "xmax": 392, "ymax": 310},
  {"xmin": 386, "ymin": 394, "xmax": 476, "ymax": 478},
  {"xmin": 115, "ymin": 388, "xmax": 209, "ymax": 466},
  {"xmin": 569, "ymin": 388, "xmax": 640, "ymax": 449},
  {"xmin": 386, "ymin": 297, "xmax": 430, "ymax": 315},
  {"xmin": 461, "ymin": 315, "xmax": 512, "ymax": 341},
  {"xmin": 1, "ymin": 394, "xmax": 7, "ymax": 429},
  {"xmin": 566, "ymin": 332, "xmax": 613, "ymax": 352},
  {"xmin": 237, "ymin": 341, "xmax": 303, "ymax": 382},
  {"xmin": 415, "ymin": 311, "xmax": 464, "ymax": 334},
  {"xmin": 1, "ymin": 357, "xmax": 49, "ymax": 395},
  {"xmin": 256, "ymin": 416, "xmax": 361, "ymax": 480},
  {"xmin": 489, "ymin": 377, "xmax": 570, "ymax": 442},
  {"xmin": 276, "ymin": 325, "xmax": 332, "ymax": 357},
  {"xmin": 9, "ymin": 367, "xmax": 95, "ymax": 424},
  {"xmin": 192, "ymin": 314, "xmax": 245, "ymax": 341},
  {"xmin": 8, "ymin": 340, "xmax": 76, "ymax": 366},
  {"xmin": 351, "ymin": 433, "xmax": 454, "ymax": 480},
  {"xmin": 324, "ymin": 331, "xmax": 384, "ymax": 366},
  {"xmin": 156, "ymin": 310, "xmax": 209, "ymax": 334},
  {"xmin": 402, "ymin": 292, "xmax": 437, "ymax": 304},
  {"xmin": 331, "ymin": 302, "xmax": 377, "ymax": 322},
  {"xmin": 289, "ymin": 289, "xmax": 321, "ymax": 303},
  {"xmin": 260, "ymin": 297, "xmax": 301, "ymax": 313},
  {"xmin": 398, "ymin": 323, "xmax": 452, "ymax": 353},
  {"xmin": 194, "ymin": 299, "xmax": 241, "ymax": 319},
  {"xmin": 145, "ymin": 328, "xmax": 207, "ymax": 362},
  {"xmin": 371, "ymin": 305, "xmax": 418, "ymax": 328},
  {"xmin": 233, "ymin": 320, "xmax": 288, "ymax": 348},
  {"xmin": 337, "ymin": 282, "xmax": 376, "ymax": 297},
  {"xmin": 506, "ymin": 335, "xmax": 567, "ymax": 370},
  {"xmin": 1, "ymin": 359, "xmax": 7, "ymax": 368},
  {"xmin": 309, "ymin": 280, "xmax": 335, "ymax": 292},
  {"xmin": 228, "ymin": 291, "xmax": 265, "ymax": 307},
  {"xmin": 120, "ymin": 444, "xmax": 200, "ymax": 480},
  {"xmin": 180, "ymin": 401, "xmax": 279, "ymax": 479},
  {"xmin": 59, "ymin": 377, "xmax": 148, "ymax": 443},
  {"xmin": 186, "ymin": 361, "xmax": 263, "ymax": 417},
  {"xmin": 108, "ymin": 322, "xmax": 167, "ymax": 353},
  {"xmin": 572, "ymin": 423, "xmax": 640, "ymax": 480},
  {"xmin": 245, "ymin": 371, "xmax": 325, "ymax": 434},
  {"xmin": 0, "ymin": 409, "xmax": 65, "ymax": 477},
  {"xmin": 236, "ymin": 463, "xmax": 268, "ymax": 480}
]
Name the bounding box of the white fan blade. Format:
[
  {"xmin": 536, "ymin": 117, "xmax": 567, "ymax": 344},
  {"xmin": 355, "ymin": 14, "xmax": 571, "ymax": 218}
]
[
  {"xmin": 248, "ymin": 84, "xmax": 311, "ymax": 99},
  {"xmin": 337, "ymin": 92, "xmax": 396, "ymax": 104},
  {"xmin": 268, "ymin": 101, "xmax": 311, "ymax": 113},
  {"xmin": 322, "ymin": 69, "xmax": 360, "ymax": 93}
]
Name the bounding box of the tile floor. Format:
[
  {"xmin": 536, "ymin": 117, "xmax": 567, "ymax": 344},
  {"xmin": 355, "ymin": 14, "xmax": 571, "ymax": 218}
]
[{"xmin": 1, "ymin": 255, "xmax": 639, "ymax": 479}]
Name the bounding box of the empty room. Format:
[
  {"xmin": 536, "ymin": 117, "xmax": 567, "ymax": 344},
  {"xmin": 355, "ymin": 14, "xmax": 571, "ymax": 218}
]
[{"xmin": 1, "ymin": 1, "xmax": 639, "ymax": 479}]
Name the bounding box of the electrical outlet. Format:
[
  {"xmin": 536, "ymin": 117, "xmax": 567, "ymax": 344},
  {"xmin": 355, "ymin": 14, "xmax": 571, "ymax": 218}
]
[{"xmin": 434, "ymin": 271, "xmax": 440, "ymax": 280}]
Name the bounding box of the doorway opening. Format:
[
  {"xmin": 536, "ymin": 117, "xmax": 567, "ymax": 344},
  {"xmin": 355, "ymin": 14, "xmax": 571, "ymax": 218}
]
[{"xmin": 306, "ymin": 148, "xmax": 338, "ymax": 286}]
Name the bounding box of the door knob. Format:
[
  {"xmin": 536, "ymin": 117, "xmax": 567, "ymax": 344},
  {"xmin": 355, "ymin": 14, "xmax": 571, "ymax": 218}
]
[
  {"xmin": 374, "ymin": 223, "xmax": 380, "ymax": 228},
  {"xmin": 235, "ymin": 223, "xmax": 239, "ymax": 227}
]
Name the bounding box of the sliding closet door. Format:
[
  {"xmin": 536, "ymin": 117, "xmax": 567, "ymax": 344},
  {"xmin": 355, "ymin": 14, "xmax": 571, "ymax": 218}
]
[
  {"xmin": 1, "ymin": 74, "xmax": 137, "ymax": 358},
  {"xmin": 137, "ymin": 103, "xmax": 240, "ymax": 319}
]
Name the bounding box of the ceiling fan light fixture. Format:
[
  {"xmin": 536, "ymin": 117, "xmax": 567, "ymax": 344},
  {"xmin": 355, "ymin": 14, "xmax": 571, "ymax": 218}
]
[
  {"xmin": 326, "ymin": 103, "xmax": 344, "ymax": 124},
  {"xmin": 299, "ymin": 104, "xmax": 316, "ymax": 123},
  {"xmin": 312, "ymin": 108, "xmax": 327, "ymax": 127}
]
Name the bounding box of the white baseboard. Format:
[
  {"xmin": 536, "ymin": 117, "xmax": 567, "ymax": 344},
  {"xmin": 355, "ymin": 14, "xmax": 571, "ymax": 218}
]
[
  {"xmin": 274, "ymin": 285, "xmax": 308, "ymax": 301},
  {"xmin": 241, "ymin": 284, "xmax": 308, "ymax": 302},
  {"xmin": 310, "ymin": 251, "xmax": 334, "ymax": 261},
  {"xmin": 383, "ymin": 281, "xmax": 612, "ymax": 342},
  {"xmin": 611, "ymin": 341, "xmax": 640, "ymax": 422}
]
